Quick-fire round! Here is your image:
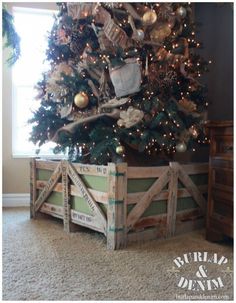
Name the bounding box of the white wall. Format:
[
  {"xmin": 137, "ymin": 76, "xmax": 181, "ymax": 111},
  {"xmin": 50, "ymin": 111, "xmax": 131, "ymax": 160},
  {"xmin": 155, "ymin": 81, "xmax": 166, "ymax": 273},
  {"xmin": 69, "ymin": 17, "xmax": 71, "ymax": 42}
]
[{"xmin": 2, "ymin": 2, "xmax": 57, "ymax": 194}]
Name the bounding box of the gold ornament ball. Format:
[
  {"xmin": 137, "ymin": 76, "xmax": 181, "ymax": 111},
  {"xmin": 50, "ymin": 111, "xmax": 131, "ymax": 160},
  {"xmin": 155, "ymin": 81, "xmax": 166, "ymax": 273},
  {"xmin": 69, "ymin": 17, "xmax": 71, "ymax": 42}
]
[
  {"xmin": 176, "ymin": 142, "xmax": 187, "ymax": 153},
  {"xmin": 176, "ymin": 6, "xmax": 187, "ymax": 18},
  {"xmin": 142, "ymin": 10, "xmax": 157, "ymax": 26},
  {"xmin": 116, "ymin": 145, "xmax": 125, "ymax": 155},
  {"xmin": 74, "ymin": 92, "xmax": 89, "ymax": 109},
  {"xmin": 150, "ymin": 25, "xmax": 171, "ymax": 43}
]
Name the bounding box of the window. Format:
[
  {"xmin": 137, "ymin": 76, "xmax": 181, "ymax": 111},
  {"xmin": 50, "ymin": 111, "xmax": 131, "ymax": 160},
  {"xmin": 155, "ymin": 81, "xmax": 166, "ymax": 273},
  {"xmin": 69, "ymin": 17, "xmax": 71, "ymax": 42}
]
[{"xmin": 12, "ymin": 7, "xmax": 63, "ymax": 158}]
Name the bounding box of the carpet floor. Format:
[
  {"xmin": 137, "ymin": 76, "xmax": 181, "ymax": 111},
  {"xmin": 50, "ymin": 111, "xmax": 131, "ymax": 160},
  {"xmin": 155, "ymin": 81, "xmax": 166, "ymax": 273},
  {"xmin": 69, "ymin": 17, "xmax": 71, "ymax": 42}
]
[{"xmin": 2, "ymin": 207, "xmax": 233, "ymax": 301}]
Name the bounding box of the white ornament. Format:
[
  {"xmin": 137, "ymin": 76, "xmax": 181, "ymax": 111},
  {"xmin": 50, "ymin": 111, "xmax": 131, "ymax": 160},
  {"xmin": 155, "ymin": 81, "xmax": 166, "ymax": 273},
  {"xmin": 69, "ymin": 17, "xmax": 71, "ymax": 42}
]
[
  {"xmin": 136, "ymin": 29, "xmax": 145, "ymax": 41},
  {"xmin": 176, "ymin": 6, "xmax": 187, "ymax": 18},
  {"xmin": 117, "ymin": 106, "xmax": 144, "ymax": 128},
  {"xmin": 176, "ymin": 142, "xmax": 187, "ymax": 153}
]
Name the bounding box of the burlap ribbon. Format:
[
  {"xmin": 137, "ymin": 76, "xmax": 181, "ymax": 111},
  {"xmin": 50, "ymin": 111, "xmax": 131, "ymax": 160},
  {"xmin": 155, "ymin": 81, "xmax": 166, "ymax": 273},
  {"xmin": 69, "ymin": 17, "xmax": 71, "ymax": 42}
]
[{"xmin": 50, "ymin": 108, "xmax": 121, "ymax": 143}]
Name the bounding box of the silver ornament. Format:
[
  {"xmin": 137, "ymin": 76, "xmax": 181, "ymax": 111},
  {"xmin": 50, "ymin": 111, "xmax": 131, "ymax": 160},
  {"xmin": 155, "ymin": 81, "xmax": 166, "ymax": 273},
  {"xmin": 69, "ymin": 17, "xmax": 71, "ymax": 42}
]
[
  {"xmin": 176, "ymin": 6, "xmax": 187, "ymax": 18},
  {"xmin": 176, "ymin": 142, "xmax": 187, "ymax": 153},
  {"xmin": 136, "ymin": 29, "xmax": 145, "ymax": 41}
]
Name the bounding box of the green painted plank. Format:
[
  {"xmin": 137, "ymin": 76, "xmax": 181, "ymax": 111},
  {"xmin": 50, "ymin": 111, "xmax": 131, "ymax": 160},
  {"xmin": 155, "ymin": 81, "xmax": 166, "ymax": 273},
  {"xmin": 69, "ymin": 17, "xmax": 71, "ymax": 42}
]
[
  {"xmin": 99, "ymin": 204, "xmax": 107, "ymax": 214},
  {"xmin": 127, "ymin": 174, "xmax": 208, "ymax": 193},
  {"xmin": 178, "ymin": 174, "xmax": 208, "ymax": 188},
  {"xmin": 128, "ymin": 178, "xmax": 156, "ymax": 193},
  {"xmin": 127, "ymin": 196, "xmax": 200, "ymax": 217},
  {"xmin": 71, "ymin": 196, "xmax": 93, "ymax": 215},
  {"xmin": 190, "ymin": 174, "xmax": 208, "ymax": 186},
  {"xmin": 37, "ymin": 169, "xmax": 107, "ymax": 191},
  {"xmin": 127, "ymin": 200, "xmax": 167, "ymax": 216},
  {"xmin": 37, "ymin": 190, "xmax": 63, "ymax": 206},
  {"xmin": 37, "ymin": 169, "xmax": 56, "ymax": 181},
  {"xmin": 37, "ymin": 189, "xmax": 107, "ymax": 216},
  {"xmin": 81, "ymin": 175, "xmax": 107, "ymax": 192},
  {"xmin": 37, "ymin": 167, "xmax": 207, "ymax": 219},
  {"xmin": 177, "ymin": 197, "xmax": 198, "ymax": 211},
  {"xmin": 71, "ymin": 196, "xmax": 107, "ymax": 216}
]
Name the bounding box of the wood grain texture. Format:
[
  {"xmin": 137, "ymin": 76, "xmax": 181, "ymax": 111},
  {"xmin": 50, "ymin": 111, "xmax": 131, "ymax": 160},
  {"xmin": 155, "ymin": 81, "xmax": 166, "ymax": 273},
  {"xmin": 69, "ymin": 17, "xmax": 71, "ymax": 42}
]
[
  {"xmin": 126, "ymin": 168, "xmax": 170, "ymax": 231},
  {"xmin": 127, "ymin": 166, "xmax": 168, "ymax": 179},
  {"xmin": 35, "ymin": 162, "xmax": 62, "ymax": 212},
  {"xmin": 127, "ymin": 185, "xmax": 208, "ymax": 204},
  {"xmin": 178, "ymin": 163, "xmax": 207, "ymax": 214},
  {"xmin": 127, "ymin": 227, "xmax": 161, "ymax": 244},
  {"xmin": 107, "ymin": 163, "xmax": 127, "ymax": 250},
  {"xmin": 206, "ymin": 120, "xmax": 233, "ymax": 241},
  {"xmin": 62, "ymin": 161, "xmax": 71, "ymax": 233},
  {"xmin": 72, "ymin": 163, "xmax": 108, "ymax": 177},
  {"xmin": 36, "ymin": 181, "xmax": 108, "ymax": 204},
  {"xmin": 40, "ymin": 202, "xmax": 63, "ymax": 219},
  {"xmin": 30, "ymin": 158, "xmax": 37, "ymax": 218},
  {"xmin": 71, "ymin": 210, "xmax": 104, "ymax": 233},
  {"xmin": 36, "ymin": 160, "xmax": 59, "ymax": 171},
  {"xmin": 36, "ymin": 160, "xmax": 108, "ymax": 177},
  {"xmin": 107, "ymin": 163, "xmax": 116, "ymax": 249},
  {"xmin": 33, "ymin": 159, "xmax": 209, "ymax": 249},
  {"xmin": 181, "ymin": 163, "xmax": 208, "ymax": 174},
  {"xmin": 133, "ymin": 208, "xmax": 202, "ymax": 231},
  {"xmin": 127, "ymin": 163, "xmax": 208, "ymax": 179},
  {"xmin": 166, "ymin": 162, "xmax": 178, "ymax": 237},
  {"xmin": 67, "ymin": 162, "xmax": 107, "ymax": 235}
]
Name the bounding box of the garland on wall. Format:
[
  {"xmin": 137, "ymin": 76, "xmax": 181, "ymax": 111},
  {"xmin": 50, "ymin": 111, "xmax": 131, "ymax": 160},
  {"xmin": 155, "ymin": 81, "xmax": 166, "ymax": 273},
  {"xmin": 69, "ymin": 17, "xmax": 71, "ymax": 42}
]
[{"xmin": 2, "ymin": 5, "xmax": 21, "ymax": 66}]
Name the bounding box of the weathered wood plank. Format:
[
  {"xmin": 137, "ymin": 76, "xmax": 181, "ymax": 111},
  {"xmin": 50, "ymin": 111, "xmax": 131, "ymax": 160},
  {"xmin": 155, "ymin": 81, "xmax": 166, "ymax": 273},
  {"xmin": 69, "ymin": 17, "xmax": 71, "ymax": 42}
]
[
  {"xmin": 37, "ymin": 179, "xmax": 207, "ymax": 206},
  {"xmin": 166, "ymin": 162, "xmax": 179, "ymax": 237},
  {"xmin": 175, "ymin": 218, "xmax": 205, "ymax": 235},
  {"xmin": 132, "ymin": 208, "xmax": 203, "ymax": 231},
  {"xmin": 126, "ymin": 168, "xmax": 170, "ymax": 231},
  {"xmin": 35, "ymin": 162, "xmax": 62, "ymax": 212},
  {"xmin": 134, "ymin": 214, "xmax": 167, "ymax": 231},
  {"xmin": 67, "ymin": 162, "xmax": 107, "ymax": 235},
  {"xmin": 36, "ymin": 160, "xmax": 59, "ymax": 171},
  {"xmin": 127, "ymin": 227, "xmax": 161, "ymax": 244},
  {"xmin": 69, "ymin": 163, "xmax": 108, "ymax": 177},
  {"xmin": 107, "ymin": 163, "xmax": 127, "ymax": 250},
  {"xmin": 37, "ymin": 181, "xmax": 108, "ymax": 204},
  {"xmin": 36, "ymin": 160, "xmax": 108, "ymax": 177},
  {"xmin": 107, "ymin": 163, "xmax": 127, "ymax": 249},
  {"xmin": 71, "ymin": 186, "xmax": 108, "ymax": 203},
  {"xmin": 178, "ymin": 163, "xmax": 207, "ymax": 214},
  {"xmin": 40, "ymin": 203, "xmax": 104, "ymax": 233},
  {"xmin": 71, "ymin": 210, "xmax": 104, "ymax": 233},
  {"xmin": 37, "ymin": 181, "xmax": 63, "ymax": 193},
  {"xmin": 40, "ymin": 202, "xmax": 63, "ymax": 219},
  {"xmin": 30, "ymin": 158, "xmax": 37, "ymax": 218},
  {"xmin": 127, "ymin": 166, "xmax": 168, "ymax": 179},
  {"xmin": 61, "ymin": 161, "xmax": 71, "ymax": 232},
  {"xmin": 107, "ymin": 163, "xmax": 117, "ymax": 249},
  {"xmin": 116, "ymin": 163, "xmax": 127, "ymax": 248},
  {"xmin": 127, "ymin": 163, "xmax": 207, "ymax": 179},
  {"xmin": 122, "ymin": 164, "xmax": 128, "ymax": 247},
  {"xmin": 128, "ymin": 216, "xmax": 205, "ymax": 244},
  {"xmin": 127, "ymin": 185, "xmax": 208, "ymax": 204},
  {"xmin": 181, "ymin": 162, "xmax": 208, "ymax": 175}
]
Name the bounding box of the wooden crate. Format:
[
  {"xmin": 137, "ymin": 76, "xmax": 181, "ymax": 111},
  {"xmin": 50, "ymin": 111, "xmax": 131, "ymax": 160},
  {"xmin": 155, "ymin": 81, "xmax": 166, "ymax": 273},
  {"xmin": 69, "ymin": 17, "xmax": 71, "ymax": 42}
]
[{"xmin": 30, "ymin": 159, "xmax": 208, "ymax": 249}]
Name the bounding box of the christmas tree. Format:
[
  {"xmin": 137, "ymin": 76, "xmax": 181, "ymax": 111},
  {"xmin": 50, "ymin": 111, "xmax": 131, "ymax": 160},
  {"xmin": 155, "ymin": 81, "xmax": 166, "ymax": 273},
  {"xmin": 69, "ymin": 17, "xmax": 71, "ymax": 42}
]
[{"xmin": 29, "ymin": 2, "xmax": 210, "ymax": 165}]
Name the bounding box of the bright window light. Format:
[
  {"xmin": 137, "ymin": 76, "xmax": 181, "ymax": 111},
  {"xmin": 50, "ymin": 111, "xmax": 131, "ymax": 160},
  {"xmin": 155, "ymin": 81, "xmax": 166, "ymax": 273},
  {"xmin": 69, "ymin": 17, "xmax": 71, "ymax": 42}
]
[{"xmin": 12, "ymin": 7, "xmax": 64, "ymax": 158}]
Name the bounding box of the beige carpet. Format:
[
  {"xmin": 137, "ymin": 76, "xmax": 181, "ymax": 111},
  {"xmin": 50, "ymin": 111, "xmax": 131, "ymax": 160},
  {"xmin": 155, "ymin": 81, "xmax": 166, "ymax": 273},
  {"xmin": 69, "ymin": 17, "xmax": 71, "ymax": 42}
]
[{"xmin": 2, "ymin": 208, "xmax": 233, "ymax": 301}]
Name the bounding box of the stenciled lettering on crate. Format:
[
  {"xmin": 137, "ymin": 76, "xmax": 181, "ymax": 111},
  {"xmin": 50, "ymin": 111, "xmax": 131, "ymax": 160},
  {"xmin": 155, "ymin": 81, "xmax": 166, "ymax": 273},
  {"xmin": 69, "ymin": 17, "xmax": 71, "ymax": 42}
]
[{"xmin": 30, "ymin": 158, "xmax": 208, "ymax": 250}]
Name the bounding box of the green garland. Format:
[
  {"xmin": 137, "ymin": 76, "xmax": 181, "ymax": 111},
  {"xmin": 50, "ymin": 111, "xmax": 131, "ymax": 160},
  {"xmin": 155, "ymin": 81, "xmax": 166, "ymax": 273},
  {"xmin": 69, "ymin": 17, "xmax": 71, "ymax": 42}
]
[{"xmin": 2, "ymin": 6, "xmax": 21, "ymax": 66}]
